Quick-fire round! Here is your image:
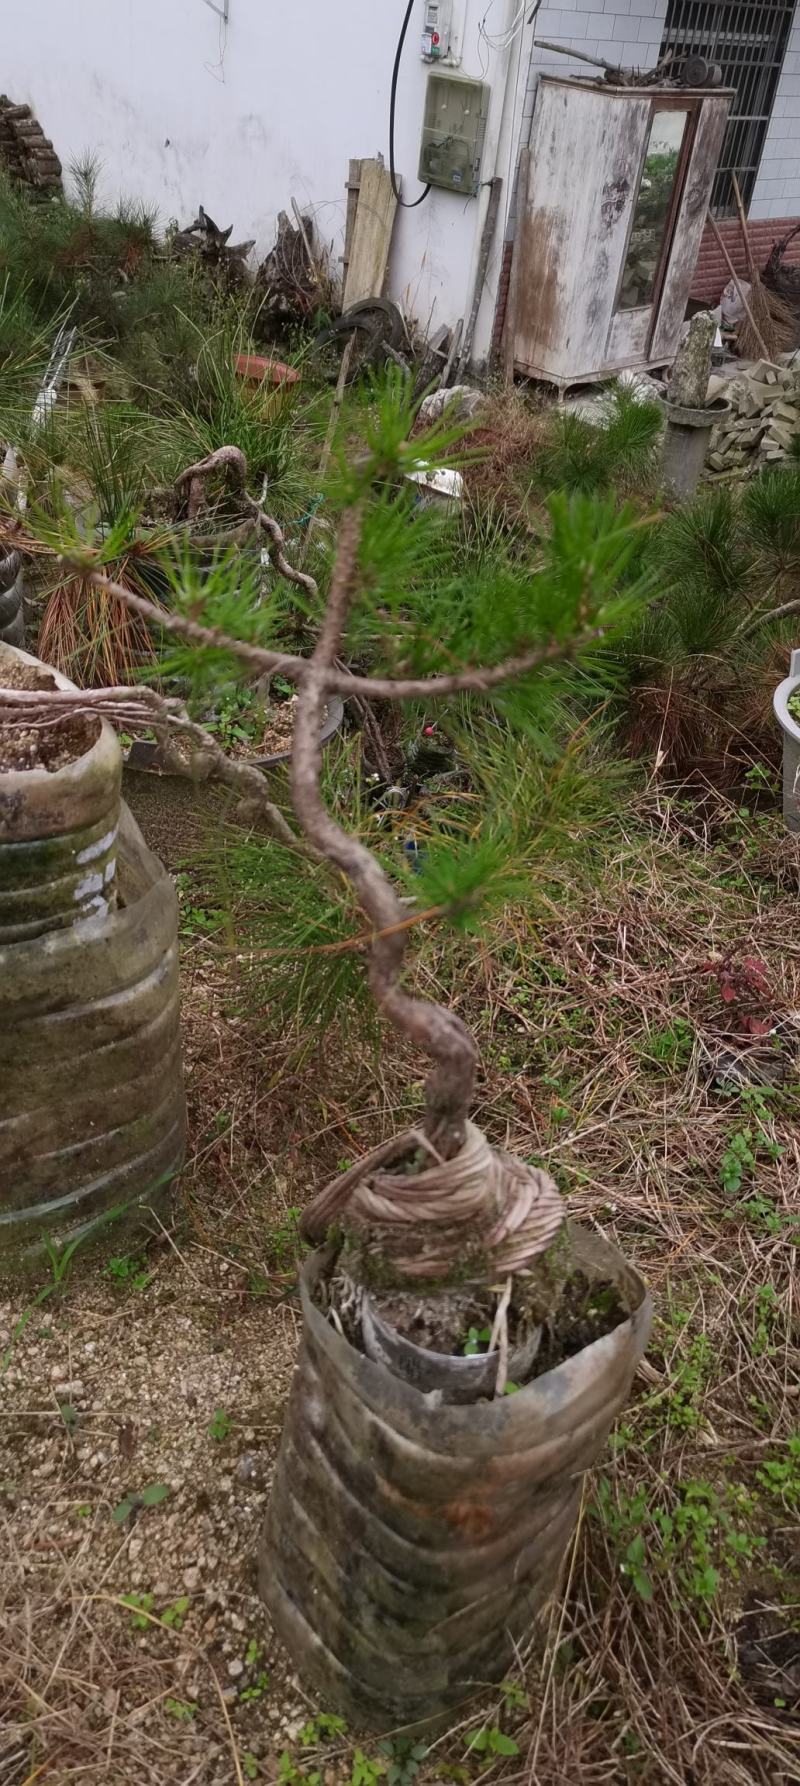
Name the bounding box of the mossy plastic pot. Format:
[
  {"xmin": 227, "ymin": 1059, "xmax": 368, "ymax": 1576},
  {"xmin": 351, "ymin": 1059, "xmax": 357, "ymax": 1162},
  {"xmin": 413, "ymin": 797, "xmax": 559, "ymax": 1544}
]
[
  {"xmin": 259, "ymin": 1224, "xmax": 652, "ymax": 1732},
  {"xmin": 0, "ymin": 648, "xmax": 185, "ymax": 1270},
  {"xmin": 0, "ymin": 803, "xmax": 186, "ymax": 1271},
  {"xmin": 0, "ymin": 645, "xmax": 121, "ymax": 941},
  {"xmin": 773, "ymin": 651, "xmax": 800, "ymax": 834}
]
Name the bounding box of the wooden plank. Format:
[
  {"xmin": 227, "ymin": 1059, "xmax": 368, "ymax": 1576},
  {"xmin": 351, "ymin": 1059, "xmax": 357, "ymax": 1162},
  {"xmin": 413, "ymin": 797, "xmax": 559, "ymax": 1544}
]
[
  {"xmin": 343, "ymin": 159, "xmax": 397, "ymax": 308},
  {"xmin": 503, "ymin": 150, "xmax": 528, "ymax": 387},
  {"xmin": 341, "ymin": 158, "xmax": 362, "ymax": 295},
  {"xmin": 649, "ymin": 94, "xmax": 731, "ymax": 363},
  {"xmin": 513, "ymin": 83, "xmax": 651, "ymax": 384},
  {"xmin": 605, "ymin": 304, "xmax": 653, "ymax": 367}
]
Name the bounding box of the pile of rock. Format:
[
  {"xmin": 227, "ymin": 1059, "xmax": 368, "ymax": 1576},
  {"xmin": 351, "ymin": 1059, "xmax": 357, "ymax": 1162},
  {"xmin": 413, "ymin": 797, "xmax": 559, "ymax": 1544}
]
[
  {"xmin": 0, "ymin": 96, "xmax": 62, "ymax": 196},
  {"xmin": 707, "ymin": 357, "xmax": 800, "ymax": 479}
]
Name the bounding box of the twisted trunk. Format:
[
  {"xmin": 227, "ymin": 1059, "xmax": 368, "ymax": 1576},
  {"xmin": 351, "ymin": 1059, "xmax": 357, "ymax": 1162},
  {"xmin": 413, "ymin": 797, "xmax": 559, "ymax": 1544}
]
[{"xmin": 289, "ymin": 507, "xmax": 477, "ymax": 1156}]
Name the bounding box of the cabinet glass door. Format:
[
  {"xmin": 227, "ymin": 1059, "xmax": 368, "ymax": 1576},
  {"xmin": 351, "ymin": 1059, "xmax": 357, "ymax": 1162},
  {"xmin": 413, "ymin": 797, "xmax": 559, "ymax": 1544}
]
[{"xmin": 617, "ymin": 108, "xmax": 691, "ymax": 311}]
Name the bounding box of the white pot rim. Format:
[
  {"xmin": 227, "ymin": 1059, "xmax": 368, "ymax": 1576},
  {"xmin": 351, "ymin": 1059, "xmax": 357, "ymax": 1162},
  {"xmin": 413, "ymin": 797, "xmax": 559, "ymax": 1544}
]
[{"xmin": 774, "ymin": 671, "xmax": 800, "ymax": 747}]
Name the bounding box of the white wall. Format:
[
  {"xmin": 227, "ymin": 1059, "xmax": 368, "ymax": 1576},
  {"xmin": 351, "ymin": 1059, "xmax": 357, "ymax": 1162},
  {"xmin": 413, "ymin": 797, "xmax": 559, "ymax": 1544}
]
[
  {"xmin": 2, "ymin": 0, "xmax": 523, "ymax": 361},
  {"xmin": 750, "ymin": 3, "xmax": 800, "ymax": 220}
]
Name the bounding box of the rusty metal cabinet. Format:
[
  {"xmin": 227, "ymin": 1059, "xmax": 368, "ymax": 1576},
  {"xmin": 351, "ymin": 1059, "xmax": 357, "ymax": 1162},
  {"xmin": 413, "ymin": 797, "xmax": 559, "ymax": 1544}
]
[{"xmin": 510, "ymin": 77, "xmax": 732, "ymax": 388}]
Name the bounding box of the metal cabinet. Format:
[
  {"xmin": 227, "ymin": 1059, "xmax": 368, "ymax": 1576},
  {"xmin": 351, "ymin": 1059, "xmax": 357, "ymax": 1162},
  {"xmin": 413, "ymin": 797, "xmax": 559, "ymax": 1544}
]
[{"xmin": 510, "ymin": 76, "xmax": 732, "ymax": 388}]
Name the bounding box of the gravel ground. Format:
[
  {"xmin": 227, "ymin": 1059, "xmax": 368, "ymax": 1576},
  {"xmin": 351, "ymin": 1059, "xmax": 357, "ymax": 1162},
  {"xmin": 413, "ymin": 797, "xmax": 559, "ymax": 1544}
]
[{"xmin": 0, "ymin": 1247, "xmax": 313, "ymax": 1783}]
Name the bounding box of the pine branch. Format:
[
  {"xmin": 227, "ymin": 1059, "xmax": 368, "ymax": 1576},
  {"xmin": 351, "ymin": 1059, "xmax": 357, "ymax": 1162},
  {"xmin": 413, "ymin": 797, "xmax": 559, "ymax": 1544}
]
[
  {"xmin": 326, "ymin": 629, "xmax": 607, "ymax": 701},
  {"xmin": 0, "ymin": 683, "xmax": 302, "ymax": 851},
  {"xmin": 84, "ymin": 569, "xmax": 306, "ymax": 681},
  {"xmin": 80, "ymin": 562, "xmax": 601, "ymax": 707}
]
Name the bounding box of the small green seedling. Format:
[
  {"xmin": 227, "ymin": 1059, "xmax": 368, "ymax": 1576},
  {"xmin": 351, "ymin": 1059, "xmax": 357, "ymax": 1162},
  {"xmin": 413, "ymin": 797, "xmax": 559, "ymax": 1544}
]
[
  {"xmin": 208, "ymin": 1407, "xmax": 232, "ymax": 1442},
  {"xmin": 720, "ymin": 1128, "xmax": 757, "ymax": 1195},
  {"xmin": 378, "ymin": 1737, "xmax": 429, "ymax": 1786},
  {"xmin": 462, "ymin": 1325, "xmax": 491, "ymax": 1357},
  {"xmin": 2, "ymin": 1229, "xmax": 86, "ymax": 1373},
  {"xmin": 105, "ymin": 1253, "xmax": 152, "ymax": 1292},
  {"xmin": 165, "ymin": 1697, "xmax": 197, "ymax": 1721},
  {"xmin": 112, "ymin": 1482, "xmax": 170, "ymax": 1525},
  {"xmin": 244, "ymin": 1753, "xmax": 260, "ymax": 1780},
  {"xmin": 350, "ymin": 1751, "xmax": 387, "ymax": 1786},
  {"xmin": 465, "ymin": 1725, "xmax": 519, "ymax": 1757},
  {"xmin": 278, "ymin": 1754, "xmax": 320, "ymax": 1786},
  {"xmin": 121, "ymin": 1590, "xmax": 155, "ymax": 1630},
  {"xmin": 161, "ymin": 1596, "xmax": 190, "ymax": 1630},
  {"xmin": 298, "ymin": 1712, "xmax": 348, "ymax": 1745},
  {"xmin": 120, "ymin": 1590, "xmax": 190, "ymax": 1632},
  {"xmin": 499, "ymin": 1679, "xmax": 527, "ymax": 1711},
  {"xmin": 239, "ymin": 1670, "xmax": 270, "ymax": 1704}
]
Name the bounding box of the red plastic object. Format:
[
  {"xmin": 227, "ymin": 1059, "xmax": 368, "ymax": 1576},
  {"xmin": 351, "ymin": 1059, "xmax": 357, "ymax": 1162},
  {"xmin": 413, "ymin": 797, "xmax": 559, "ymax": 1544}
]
[{"xmin": 234, "ymin": 353, "xmax": 300, "ymax": 387}]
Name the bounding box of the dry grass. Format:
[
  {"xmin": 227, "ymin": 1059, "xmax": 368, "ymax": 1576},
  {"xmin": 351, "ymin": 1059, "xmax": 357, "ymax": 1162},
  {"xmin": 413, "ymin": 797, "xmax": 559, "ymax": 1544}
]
[
  {"xmin": 1, "ymin": 789, "xmax": 799, "ymax": 1784},
  {"xmin": 37, "ymin": 558, "xmax": 159, "ymax": 688},
  {"xmin": 461, "ymin": 389, "xmax": 552, "ymax": 523}
]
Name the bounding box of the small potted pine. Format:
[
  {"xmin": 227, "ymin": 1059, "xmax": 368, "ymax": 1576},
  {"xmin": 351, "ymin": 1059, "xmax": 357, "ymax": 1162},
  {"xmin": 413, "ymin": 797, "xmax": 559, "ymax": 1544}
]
[
  {"xmin": 123, "ymin": 447, "xmax": 343, "ymax": 863},
  {"xmin": 40, "ymin": 380, "xmax": 654, "ymax": 1728}
]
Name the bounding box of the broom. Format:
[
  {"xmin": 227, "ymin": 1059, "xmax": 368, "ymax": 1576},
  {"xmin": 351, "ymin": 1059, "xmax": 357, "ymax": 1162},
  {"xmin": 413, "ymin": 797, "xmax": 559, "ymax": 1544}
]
[{"xmin": 731, "ymin": 174, "xmax": 785, "ymax": 360}]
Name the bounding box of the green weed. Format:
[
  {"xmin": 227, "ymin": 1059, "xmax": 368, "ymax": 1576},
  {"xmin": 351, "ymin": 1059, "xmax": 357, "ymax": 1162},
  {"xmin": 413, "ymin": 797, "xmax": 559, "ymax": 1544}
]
[
  {"xmin": 208, "ymin": 1407, "xmax": 232, "ymax": 1443},
  {"xmin": 105, "ymin": 1253, "xmax": 152, "ymax": 1292},
  {"xmin": 298, "ymin": 1713, "xmax": 348, "ymax": 1745},
  {"xmin": 642, "ymin": 1016, "xmax": 693, "ymax": 1072},
  {"xmin": 112, "ymin": 1482, "xmax": 170, "ymax": 1525},
  {"xmin": 596, "ymin": 1476, "xmax": 764, "ymax": 1606},
  {"xmin": 756, "ymin": 1436, "xmax": 800, "ymax": 1513},
  {"xmin": 377, "ymin": 1737, "xmax": 429, "ymax": 1786},
  {"xmin": 464, "ymin": 1725, "xmax": 519, "ymax": 1758}
]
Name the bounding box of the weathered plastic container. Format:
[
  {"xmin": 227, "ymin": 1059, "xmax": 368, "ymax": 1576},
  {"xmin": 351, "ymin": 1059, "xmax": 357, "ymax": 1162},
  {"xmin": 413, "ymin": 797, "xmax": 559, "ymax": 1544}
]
[
  {"xmin": 0, "ymin": 683, "xmax": 120, "ymax": 943},
  {"xmin": 0, "ymin": 648, "xmax": 185, "ymax": 1269},
  {"xmin": 0, "ymin": 547, "xmax": 24, "ymax": 647},
  {"xmin": 259, "ymin": 1224, "xmax": 652, "ymax": 1732},
  {"xmin": 773, "ymin": 648, "xmax": 800, "ymax": 833}
]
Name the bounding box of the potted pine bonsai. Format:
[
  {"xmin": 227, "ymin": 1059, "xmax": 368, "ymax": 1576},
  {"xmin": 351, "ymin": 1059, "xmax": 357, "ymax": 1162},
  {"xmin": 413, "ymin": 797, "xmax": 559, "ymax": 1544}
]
[{"xmin": 16, "ymin": 377, "xmax": 653, "ymax": 1724}]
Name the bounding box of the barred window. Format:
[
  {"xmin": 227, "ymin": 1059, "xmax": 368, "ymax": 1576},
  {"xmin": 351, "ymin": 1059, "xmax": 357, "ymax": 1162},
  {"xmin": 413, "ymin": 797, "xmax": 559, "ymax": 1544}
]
[{"xmin": 660, "ymin": 1, "xmax": 796, "ymax": 215}]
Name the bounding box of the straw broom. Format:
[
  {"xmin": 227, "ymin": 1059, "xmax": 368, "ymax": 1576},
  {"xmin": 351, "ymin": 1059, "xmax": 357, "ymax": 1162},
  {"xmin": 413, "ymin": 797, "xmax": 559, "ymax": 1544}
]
[{"xmin": 730, "ymin": 175, "xmax": 794, "ymax": 359}]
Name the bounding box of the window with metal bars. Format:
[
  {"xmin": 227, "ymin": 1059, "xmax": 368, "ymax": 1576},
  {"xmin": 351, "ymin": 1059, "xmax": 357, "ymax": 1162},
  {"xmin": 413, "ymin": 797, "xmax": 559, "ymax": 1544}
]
[{"xmin": 660, "ymin": 1, "xmax": 796, "ymax": 216}]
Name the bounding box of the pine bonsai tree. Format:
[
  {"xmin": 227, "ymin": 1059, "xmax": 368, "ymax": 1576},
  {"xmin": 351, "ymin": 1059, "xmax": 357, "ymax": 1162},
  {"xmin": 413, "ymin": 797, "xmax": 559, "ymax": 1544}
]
[
  {"xmin": 1, "ymin": 376, "xmax": 656, "ymax": 1270},
  {"xmin": 2, "ymin": 373, "xmax": 656, "ymax": 1724}
]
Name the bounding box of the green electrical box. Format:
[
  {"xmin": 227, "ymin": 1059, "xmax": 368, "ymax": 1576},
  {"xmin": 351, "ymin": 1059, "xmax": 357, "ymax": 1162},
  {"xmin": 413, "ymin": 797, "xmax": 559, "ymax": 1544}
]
[{"xmin": 418, "ymin": 72, "xmax": 489, "ymax": 196}]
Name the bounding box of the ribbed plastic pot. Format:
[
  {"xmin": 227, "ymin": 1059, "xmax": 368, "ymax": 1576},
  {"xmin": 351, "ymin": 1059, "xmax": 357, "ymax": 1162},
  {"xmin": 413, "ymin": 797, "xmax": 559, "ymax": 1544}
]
[
  {"xmin": 259, "ymin": 1224, "xmax": 652, "ymax": 1732},
  {"xmin": 773, "ymin": 649, "xmax": 800, "ymax": 833},
  {"xmin": 0, "ymin": 648, "xmax": 186, "ymax": 1270},
  {"xmin": 0, "ymin": 660, "xmax": 121, "ymax": 944}
]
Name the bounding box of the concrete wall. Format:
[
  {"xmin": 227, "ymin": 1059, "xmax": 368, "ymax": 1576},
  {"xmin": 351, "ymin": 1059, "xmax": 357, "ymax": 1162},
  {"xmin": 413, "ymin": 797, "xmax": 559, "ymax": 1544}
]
[
  {"xmin": 1, "ymin": 0, "xmax": 524, "ymax": 361},
  {"xmin": 4, "ymin": 0, "xmax": 800, "ymax": 360}
]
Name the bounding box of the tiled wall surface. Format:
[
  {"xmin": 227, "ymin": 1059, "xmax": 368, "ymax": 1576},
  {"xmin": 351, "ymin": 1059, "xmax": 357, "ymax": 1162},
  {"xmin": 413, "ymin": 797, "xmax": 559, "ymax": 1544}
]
[{"xmin": 750, "ymin": 5, "xmax": 800, "ymax": 219}]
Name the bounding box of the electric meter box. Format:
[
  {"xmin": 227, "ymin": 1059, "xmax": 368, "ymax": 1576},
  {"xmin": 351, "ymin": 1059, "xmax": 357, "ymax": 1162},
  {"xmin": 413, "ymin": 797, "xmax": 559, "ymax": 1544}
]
[{"xmin": 418, "ymin": 72, "xmax": 489, "ymax": 196}]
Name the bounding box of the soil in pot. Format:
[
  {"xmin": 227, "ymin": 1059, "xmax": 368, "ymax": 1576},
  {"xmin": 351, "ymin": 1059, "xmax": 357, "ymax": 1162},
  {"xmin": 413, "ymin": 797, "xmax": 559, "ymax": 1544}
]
[
  {"xmin": 324, "ymin": 1260, "xmax": 631, "ymax": 1401},
  {"xmin": 0, "ymin": 647, "xmax": 98, "ymax": 771}
]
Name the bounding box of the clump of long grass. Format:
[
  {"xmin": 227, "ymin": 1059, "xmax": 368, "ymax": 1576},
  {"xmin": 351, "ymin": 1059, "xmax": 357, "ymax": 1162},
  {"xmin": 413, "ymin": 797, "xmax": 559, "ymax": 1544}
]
[
  {"xmin": 615, "ymin": 468, "xmax": 800, "ymax": 779},
  {"xmin": 532, "ymin": 385, "xmax": 664, "ymax": 499}
]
